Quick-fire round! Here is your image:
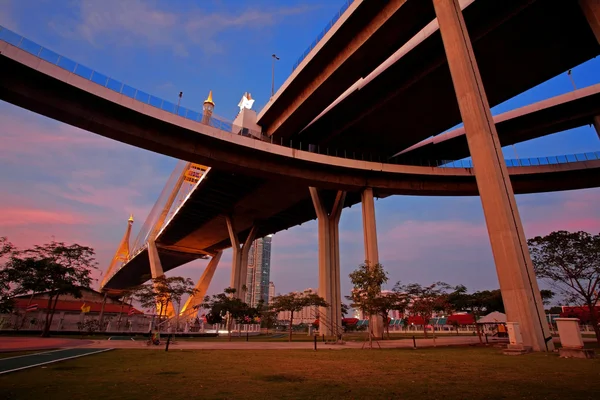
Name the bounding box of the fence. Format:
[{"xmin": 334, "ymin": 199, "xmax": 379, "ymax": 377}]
[{"xmin": 291, "ymin": 0, "xmax": 356, "ymax": 72}]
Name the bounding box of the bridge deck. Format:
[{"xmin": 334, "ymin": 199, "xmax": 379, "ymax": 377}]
[
  {"xmin": 298, "ymin": 0, "xmax": 600, "ymax": 155},
  {"xmin": 2, "ymin": 30, "xmax": 599, "ymax": 291}
]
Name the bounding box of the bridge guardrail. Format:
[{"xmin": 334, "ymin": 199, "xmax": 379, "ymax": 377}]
[
  {"xmin": 1, "ymin": 25, "xmax": 598, "ymax": 171},
  {"xmin": 291, "ymin": 0, "xmax": 356, "ymax": 73}
]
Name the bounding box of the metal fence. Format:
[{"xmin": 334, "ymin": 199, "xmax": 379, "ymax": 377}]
[
  {"xmin": 1, "ymin": 25, "xmax": 598, "ymax": 170},
  {"xmin": 291, "ymin": 0, "xmax": 356, "ymax": 72}
]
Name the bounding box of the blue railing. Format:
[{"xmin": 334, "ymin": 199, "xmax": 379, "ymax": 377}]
[
  {"xmin": 0, "ymin": 25, "xmax": 235, "ymax": 132},
  {"xmin": 291, "ymin": 0, "xmax": 355, "ymax": 72},
  {"xmin": 1, "ymin": 25, "xmax": 598, "ymax": 171},
  {"xmin": 439, "ymin": 152, "xmax": 600, "ymax": 168}
]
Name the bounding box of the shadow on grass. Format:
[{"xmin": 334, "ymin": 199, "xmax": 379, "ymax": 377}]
[{"xmin": 261, "ymin": 374, "xmax": 306, "ymax": 383}]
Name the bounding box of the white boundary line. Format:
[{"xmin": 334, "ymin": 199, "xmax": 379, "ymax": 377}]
[
  {"xmin": 0, "ymin": 347, "xmax": 70, "ymax": 361},
  {"xmin": 0, "ymin": 348, "xmax": 114, "ymax": 375}
]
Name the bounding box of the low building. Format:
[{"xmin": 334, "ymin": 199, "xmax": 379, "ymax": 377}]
[{"xmin": 1, "ymin": 287, "xmax": 145, "ymax": 332}]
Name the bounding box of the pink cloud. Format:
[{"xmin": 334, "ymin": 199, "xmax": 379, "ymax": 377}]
[{"xmin": 0, "ymin": 207, "xmax": 92, "ymax": 227}]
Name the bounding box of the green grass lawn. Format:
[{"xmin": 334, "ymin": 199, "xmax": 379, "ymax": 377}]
[{"xmin": 1, "ymin": 347, "xmax": 599, "ymax": 400}]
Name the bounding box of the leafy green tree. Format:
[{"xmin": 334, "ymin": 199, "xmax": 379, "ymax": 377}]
[
  {"xmin": 0, "ymin": 237, "xmax": 16, "ymax": 313},
  {"xmin": 202, "ymin": 288, "xmax": 258, "ymax": 341},
  {"xmin": 540, "ymin": 290, "xmax": 555, "ymax": 306},
  {"xmin": 260, "ymin": 310, "xmax": 278, "ymax": 334},
  {"xmin": 347, "ymin": 262, "xmax": 388, "ymax": 347},
  {"xmin": 271, "ymin": 290, "xmax": 328, "ymax": 342},
  {"xmin": 375, "ymin": 291, "xmax": 409, "ymax": 339},
  {"xmin": 134, "ymin": 276, "xmax": 197, "ymax": 330},
  {"xmin": 4, "ymin": 241, "xmax": 97, "ymax": 337},
  {"xmin": 528, "ymin": 231, "xmax": 600, "ymax": 343},
  {"xmin": 341, "ymin": 302, "xmax": 350, "ymax": 317},
  {"xmin": 396, "ymin": 282, "xmax": 451, "ymax": 337}
]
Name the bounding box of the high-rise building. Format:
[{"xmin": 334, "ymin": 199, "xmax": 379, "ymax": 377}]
[
  {"xmin": 268, "ymin": 282, "xmax": 275, "ymax": 304},
  {"xmin": 245, "ymin": 235, "xmax": 272, "ymax": 307}
]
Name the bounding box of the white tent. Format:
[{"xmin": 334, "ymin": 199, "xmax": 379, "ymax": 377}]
[{"xmin": 478, "ymin": 311, "xmax": 507, "ymax": 324}]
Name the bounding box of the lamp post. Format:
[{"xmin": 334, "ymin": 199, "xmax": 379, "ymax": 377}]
[
  {"xmin": 567, "ymin": 70, "xmax": 577, "ymax": 90},
  {"xmin": 271, "ymin": 54, "xmax": 280, "ymax": 98},
  {"xmin": 176, "ymin": 91, "xmax": 183, "ymax": 114}
]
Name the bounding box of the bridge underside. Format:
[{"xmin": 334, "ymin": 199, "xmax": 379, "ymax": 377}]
[
  {"xmin": 103, "ymin": 247, "xmax": 203, "ymax": 290},
  {"xmin": 104, "ymin": 158, "xmax": 600, "ymax": 290},
  {"xmin": 397, "ymin": 84, "xmax": 600, "ymax": 163},
  {"xmin": 297, "ymin": 0, "xmax": 600, "ymax": 155}
]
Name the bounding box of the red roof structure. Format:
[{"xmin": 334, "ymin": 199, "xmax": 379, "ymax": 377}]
[
  {"xmin": 560, "ymin": 306, "xmax": 600, "ymax": 324},
  {"xmin": 13, "ymin": 298, "xmax": 143, "ymax": 315},
  {"xmin": 446, "ymin": 314, "xmax": 475, "ymax": 325}
]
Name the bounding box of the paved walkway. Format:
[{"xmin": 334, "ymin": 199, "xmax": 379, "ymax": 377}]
[
  {"xmin": 0, "ymin": 337, "xmax": 93, "ymax": 352},
  {"xmin": 0, "ymin": 348, "xmax": 112, "ymax": 375}
]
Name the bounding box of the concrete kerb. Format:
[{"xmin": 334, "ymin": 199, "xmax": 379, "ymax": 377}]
[{"xmin": 75, "ymin": 335, "xmax": 490, "ymax": 351}]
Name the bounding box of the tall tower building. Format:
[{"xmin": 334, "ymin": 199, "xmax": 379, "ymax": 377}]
[
  {"xmin": 245, "ymin": 235, "xmax": 273, "ymax": 307},
  {"xmin": 268, "ymin": 282, "xmax": 275, "ymax": 305}
]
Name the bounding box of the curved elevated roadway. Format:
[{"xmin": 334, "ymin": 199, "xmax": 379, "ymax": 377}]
[
  {"xmin": 396, "ymin": 83, "xmax": 600, "ymax": 163},
  {"xmin": 1, "ymin": 37, "xmax": 599, "ymax": 290},
  {"xmin": 290, "ymin": 0, "xmax": 600, "ymax": 155}
]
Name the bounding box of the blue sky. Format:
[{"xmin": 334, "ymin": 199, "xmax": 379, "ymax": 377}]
[{"xmin": 0, "ymin": 0, "xmax": 599, "ymax": 304}]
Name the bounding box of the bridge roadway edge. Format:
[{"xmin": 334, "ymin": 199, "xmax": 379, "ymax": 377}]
[{"xmin": 1, "ymin": 45, "xmax": 599, "ymax": 198}]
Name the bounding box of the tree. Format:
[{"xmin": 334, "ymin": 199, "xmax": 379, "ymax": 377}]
[
  {"xmin": 374, "ymin": 292, "xmax": 409, "ymax": 339},
  {"xmin": 202, "ymin": 288, "xmax": 257, "ymax": 341},
  {"xmin": 261, "ymin": 310, "xmax": 278, "ymax": 334},
  {"xmin": 134, "ymin": 276, "xmax": 197, "ymax": 330},
  {"xmin": 341, "ymin": 302, "xmax": 350, "ymax": 317},
  {"xmin": 347, "ymin": 262, "xmax": 388, "ymax": 347},
  {"xmin": 0, "ymin": 238, "xmax": 16, "ymax": 313},
  {"xmin": 4, "ymin": 241, "xmax": 97, "ymax": 337},
  {"xmin": 397, "ymin": 282, "xmax": 451, "ymax": 337},
  {"xmin": 528, "ymin": 231, "xmax": 600, "ymax": 343},
  {"xmin": 271, "ymin": 290, "xmax": 328, "ymax": 342},
  {"xmin": 540, "ymin": 289, "xmax": 555, "ymax": 306}
]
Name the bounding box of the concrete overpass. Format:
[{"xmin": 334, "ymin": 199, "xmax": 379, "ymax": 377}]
[
  {"xmin": 396, "ymin": 83, "xmax": 600, "ymax": 163},
  {"xmin": 286, "ymin": 0, "xmax": 600, "ymax": 155},
  {"xmin": 257, "ymin": 0, "xmax": 436, "ymax": 138},
  {"xmin": 2, "ymin": 0, "xmax": 600, "ymax": 351}
]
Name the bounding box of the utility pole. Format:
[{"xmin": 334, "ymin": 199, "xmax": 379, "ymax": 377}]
[
  {"xmin": 176, "ymin": 91, "xmax": 183, "ymax": 114},
  {"xmin": 271, "ymin": 54, "xmax": 280, "ymax": 98},
  {"xmin": 567, "ymin": 70, "xmax": 577, "ymax": 90}
]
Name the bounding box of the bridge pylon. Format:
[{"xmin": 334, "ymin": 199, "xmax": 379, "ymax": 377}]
[{"xmin": 100, "ymin": 214, "xmax": 133, "ymax": 290}]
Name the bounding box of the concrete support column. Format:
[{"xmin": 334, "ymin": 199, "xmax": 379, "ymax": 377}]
[
  {"xmin": 148, "ymin": 240, "xmax": 165, "ymax": 279},
  {"xmin": 225, "ymin": 216, "xmax": 257, "ymax": 298},
  {"xmin": 580, "ymin": 0, "xmax": 600, "ymax": 43},
  {"xmin": 361, "ymin": 187, "xmax": 383, "ymax": 338},
  {"xmin": 180, "ymin": 251, "xmax": 223, "ymax": 317},
  {"xmin": 309, "ymin": 188, "xmax": 345, "ymax": 337},
  {"xmin": 148, "ymin": 240, "xmax": 174, "ymax": 317},
  {"xmin": 592, "ymin": 115, "xmax": 600, "ymax": 140},
  {"xmin": 433, "ymin": 0, "xmax": 552, "ymax": 352}
]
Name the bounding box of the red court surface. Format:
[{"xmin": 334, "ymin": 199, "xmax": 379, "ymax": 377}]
[{"xmin": 0, "ymin": 337, "xmax": 92, "ymax": 352}]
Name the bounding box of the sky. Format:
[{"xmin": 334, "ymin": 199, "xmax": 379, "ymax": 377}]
[{"xmin": 0, "ymin": 0, "xmax": 599, "ymax": 305}]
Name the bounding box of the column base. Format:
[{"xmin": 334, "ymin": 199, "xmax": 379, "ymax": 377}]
[
  {"xmin": 559, "ymin": 348, "xmax": 596, "ymax": 359},
  {"xmin": 503, "ymin": 344, "xmax": 533, "ymax": 356}
]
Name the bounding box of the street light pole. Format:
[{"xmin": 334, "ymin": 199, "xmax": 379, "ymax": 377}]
[
  {"xmin": 271, "ymin": 54, "xmax": 280, "ymax": 98},
  {"xmin": 176, "ymin": 91, "xmax": 183, "ymax": 114},
  {"xmin": 567, "ymin": 70, "xmax": 577, "ymax": 90}
]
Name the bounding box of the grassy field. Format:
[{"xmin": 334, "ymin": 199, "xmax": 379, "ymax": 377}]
[{"xmin": 1, "ymin": 347, "xmax": 599, "ymax": 400}]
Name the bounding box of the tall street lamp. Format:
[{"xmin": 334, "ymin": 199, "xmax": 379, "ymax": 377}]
[
  {"xmin": 176, "ymin": 91, "xmax": 183, "ymax": 114},
  {"xmin": 271, "ymin": 54, "xmax": 280, "ymax": 98}
]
